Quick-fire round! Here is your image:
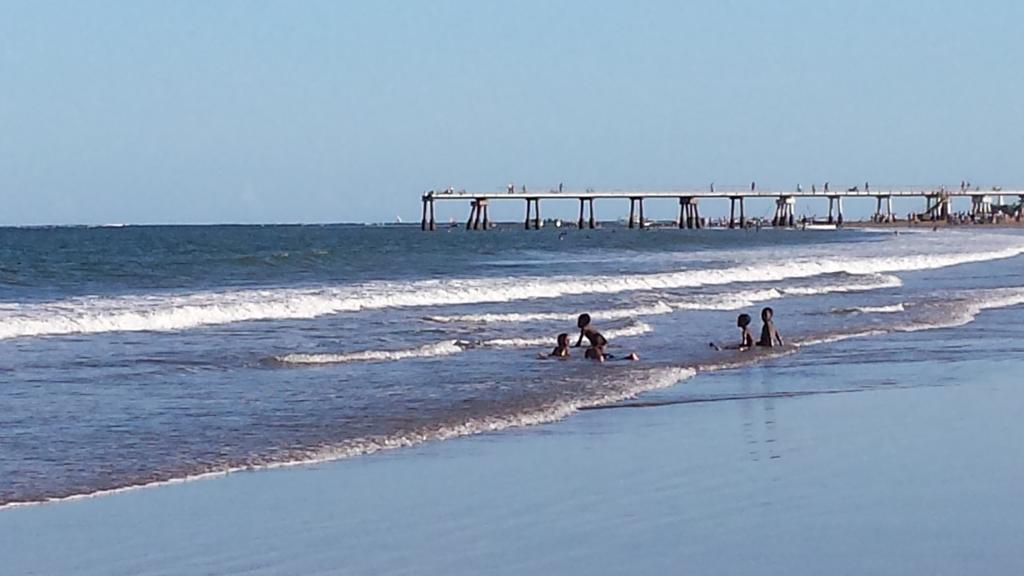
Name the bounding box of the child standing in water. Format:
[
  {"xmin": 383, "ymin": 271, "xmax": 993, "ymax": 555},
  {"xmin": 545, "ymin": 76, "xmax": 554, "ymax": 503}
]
[{"xmin": 757, "ymin": 307, "xmax": 784, "ymax": 347}]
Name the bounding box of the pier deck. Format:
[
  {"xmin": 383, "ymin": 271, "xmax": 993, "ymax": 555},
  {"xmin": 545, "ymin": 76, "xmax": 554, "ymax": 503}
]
[{"xmin": 419, "ymin": 188, "xmax": 1024, "ymax": 230}]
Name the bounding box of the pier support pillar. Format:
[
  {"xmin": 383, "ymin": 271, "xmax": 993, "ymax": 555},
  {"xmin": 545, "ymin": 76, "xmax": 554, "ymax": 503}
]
[
  {"xmin": 827, "ymin": 196, "xmax": 835, "ymax": 224},
  {"xmin": 728, "ymin": 197, "xmax": 736, "ymax": 229},
  {"xmin": 683, "ymin": 198, "xmax": 701, "ymax": 229},
  {"xmin": 466, "ymin": 200, "xmax": 478, "ymax": 230},
  {"xmin": 739, "ymin": 197, "xmax": 746, "ymax": 228},
  {"xmin": 873, "ymin": 196, "xmax": 894, "ymax": 223},
  {"xmin": 534, "ymin": 199, "xmax": 542, "ymax": 229},
  {"xmin": 480, "ymin": 200, "xmax": 489, "ymax": 229},
  {"xmin": 474, "ymin": 200, "xmax": 485, "ymax": 230},
  {"xmin": 678, "ymin": 197, "xmax": 699, "ymax": 229},
  {"xmin": 970, "ymin": 194, "xmax": 992, "ymax": 220},
  {"xmin": 421, "ymin": 198, "xmax": 428, "ymax": 231},
  {"xmin": 429, "ymin": 199, "xmax": 436, "ymax": 231},
  {"xmin": 588, "ymin": 199, "xmax": 596, "ymax": 228},
  {"xmin": 774, "ymin": 197, "xmax": 795, "ymax": 228},
  {"xmin": 628, "ymin": 198, "xmax": 637, "ymax": 229},
  {"xmin": 774, "ymin": 198, "xmax": 791, "ymax": 227},
  {"xmin": 837, "ymin": 197, "xmax": 844, "ymax": 226},
  {"xmin": 578, "ymin": 198, "xmax": 586, "ymax": 229},
  {"xmin": 524, "ymin": 199, "xmax": 532, "ymax": 230}
]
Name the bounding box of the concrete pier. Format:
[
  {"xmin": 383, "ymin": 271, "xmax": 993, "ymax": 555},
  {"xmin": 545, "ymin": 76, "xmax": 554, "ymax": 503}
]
[
  {"xmin": 727, "ymin": 196, "xmax": 746, "ymax": 229},
  {"xmin": 419, "ymin": 186, "xmax": 1023, "ymax": 230},
  {"xmin": 772, "ymin": 197, "xmax": 796, "ymax": 227},
  {"xmin": 678, "ymin": 197, "xmax": 702, "ymax": 229}
]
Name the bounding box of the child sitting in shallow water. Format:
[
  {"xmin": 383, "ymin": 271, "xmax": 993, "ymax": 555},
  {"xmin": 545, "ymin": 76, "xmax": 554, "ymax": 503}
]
[
  {"xmin": 540, "ymin": 320, "xmax": 638, "ymax": 362},
  {"xmin": 737, "ymin": 313, "xmax": 755, "ymax": 350},
  {"xmin": 708, "ymin": 313, "xmax": 760, "ymax": 351},
  {"xmin": 757, "ymin": 307, "xmax": 784, "ymax": 347},
  {"xmin": 551, "ymin": 333, "xmax": 571, "ymax": 357}
]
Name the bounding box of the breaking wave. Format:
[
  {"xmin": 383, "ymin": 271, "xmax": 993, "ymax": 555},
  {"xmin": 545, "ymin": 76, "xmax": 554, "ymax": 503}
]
[
  {"xmin": 1, "ymin": 237, "xmax": 1021, "ymax": 340},
  {"xmin": 273, "ymin": 340, "xmax": 465, "ymax": 365},
  {"xmin": 424, "ymin": 302, "xmax": 674, "ymax": 324},
  {"xmin": 272, "ymin": 323, "xmax": 653, "ymax": 365},
  {"xmin": 833, "ymin": 303, "xmax": 907, "ymax": 315}
]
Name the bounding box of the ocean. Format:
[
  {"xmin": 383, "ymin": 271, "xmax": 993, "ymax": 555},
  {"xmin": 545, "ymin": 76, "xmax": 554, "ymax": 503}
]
[{"xmin": 2, "ymin": 223, "xmax": 1024, "ymax": 507}]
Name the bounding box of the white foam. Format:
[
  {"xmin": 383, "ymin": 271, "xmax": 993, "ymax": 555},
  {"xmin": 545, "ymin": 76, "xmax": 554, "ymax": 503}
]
[
  {"xmin": 273, "ymin": 323, "xmax": 654, "ymax": 365},
  {"xmin": 481, "ymin": 322, "xmax": 653, "ymax": 348},
  {"xmin": 800, "ymin": 287, "xmax": 1024, "ymax": 342},
  {"xmin": 796, "ymin": 330, "xmax": 889, "ymax": 347},
  {"xmin": 780, "ymin": 274, "xmax": 903, "ymax": 296},
  {"xmin": 898, "ymin": 287, "xmax": 1024, "ymax": 332},
  {"xmin": 275, "ymin": 340, "xmax": 464, "ymax": 365},
  {"xmin": 670, "ymin": 274, "xmax": 902, "ymax": 311},
  {"xmin": 831, "ymin": 302, "xmax": 907, "ymax": 315},
  {"xmin": 0, "ymin": 365, "xmax": 696, "ymax": 510},
  {"xmin": 425, "ymin": 301, "xmax": 674, "ymax": 324},
  {"xmin": 427, "ymin": 276, "xmax": 901, "ymax": 325},
  {"xmin": 3, "ymin": 234, "xmax": 1022, "ymax": 339},
  {"xmin": 670, "ymin": 289, "xmax": 784, "ymax": 311}
]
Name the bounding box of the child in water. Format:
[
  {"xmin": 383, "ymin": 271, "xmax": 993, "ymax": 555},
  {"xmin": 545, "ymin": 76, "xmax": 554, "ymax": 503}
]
[
  {"xmin": 574, "ymin": 313, "xmax": 607, "ymax": 349},
  {"xmin": 737, "ymin": 313, "xmax": 755, "ymax": 350},
  {"xmin": 710, "ymin": 313, "xmax": 755, "ymax": 351},
  {"xmin": 551, "ymin": 333, "xmax": 570, "ymax": 357},
  {"xmin": 574, "ymin": 313, "xmax": 638, "ymax": 362},
  {"xmin": 584, "ymin": 344, "xmax": 639, "ymax": 362},
  {"xmin": 757, "ymin": 307, "xmax": 784, "ymax": 347}
]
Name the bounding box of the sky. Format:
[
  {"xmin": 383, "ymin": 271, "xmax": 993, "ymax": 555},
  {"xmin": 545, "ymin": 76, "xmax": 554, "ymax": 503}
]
[{"xmin": 1, "ymin": 0, "xmax": 1023, "ymax": 225}]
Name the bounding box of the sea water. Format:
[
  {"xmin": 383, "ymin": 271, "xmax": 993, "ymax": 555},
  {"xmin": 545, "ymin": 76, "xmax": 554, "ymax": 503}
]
[{"xmin": 2, "ymin": 224, "xmax": 1023, "ymax": 506}]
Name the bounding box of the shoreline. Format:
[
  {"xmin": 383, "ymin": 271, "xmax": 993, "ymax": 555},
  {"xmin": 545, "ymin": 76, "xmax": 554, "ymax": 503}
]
[{"xmin": 3, "ymin": 318, "xmax": 1022, "ymax": 575}]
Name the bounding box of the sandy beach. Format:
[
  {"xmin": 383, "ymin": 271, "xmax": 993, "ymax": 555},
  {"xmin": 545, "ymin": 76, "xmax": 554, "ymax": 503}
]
[{"xmin": 4, "ymin": 309, "xmax": 1023, "ymax": 576}]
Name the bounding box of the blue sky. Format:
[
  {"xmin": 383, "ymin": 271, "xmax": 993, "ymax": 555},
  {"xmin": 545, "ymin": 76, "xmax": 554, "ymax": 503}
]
[{"xmin": 1, "ymin": 0, "xmax": 1022, "ymax": 225}]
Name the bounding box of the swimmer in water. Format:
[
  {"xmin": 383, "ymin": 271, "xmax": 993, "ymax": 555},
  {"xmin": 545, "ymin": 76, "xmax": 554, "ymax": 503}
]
[{"xmin": 757, "ymin": 307, "xmax": 784, "ymax": 347}]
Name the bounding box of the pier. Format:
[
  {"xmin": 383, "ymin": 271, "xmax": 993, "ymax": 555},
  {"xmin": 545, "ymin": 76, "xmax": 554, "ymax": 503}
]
[{"xmin": 420, "ymin": 186, "xmax": 1024, "ymax": 230}]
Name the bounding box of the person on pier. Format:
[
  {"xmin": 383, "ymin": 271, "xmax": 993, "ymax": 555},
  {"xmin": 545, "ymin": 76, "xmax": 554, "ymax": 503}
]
[{"xmin": 757, "ymin": 307, "xmax": 784, "ymax": 347}]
